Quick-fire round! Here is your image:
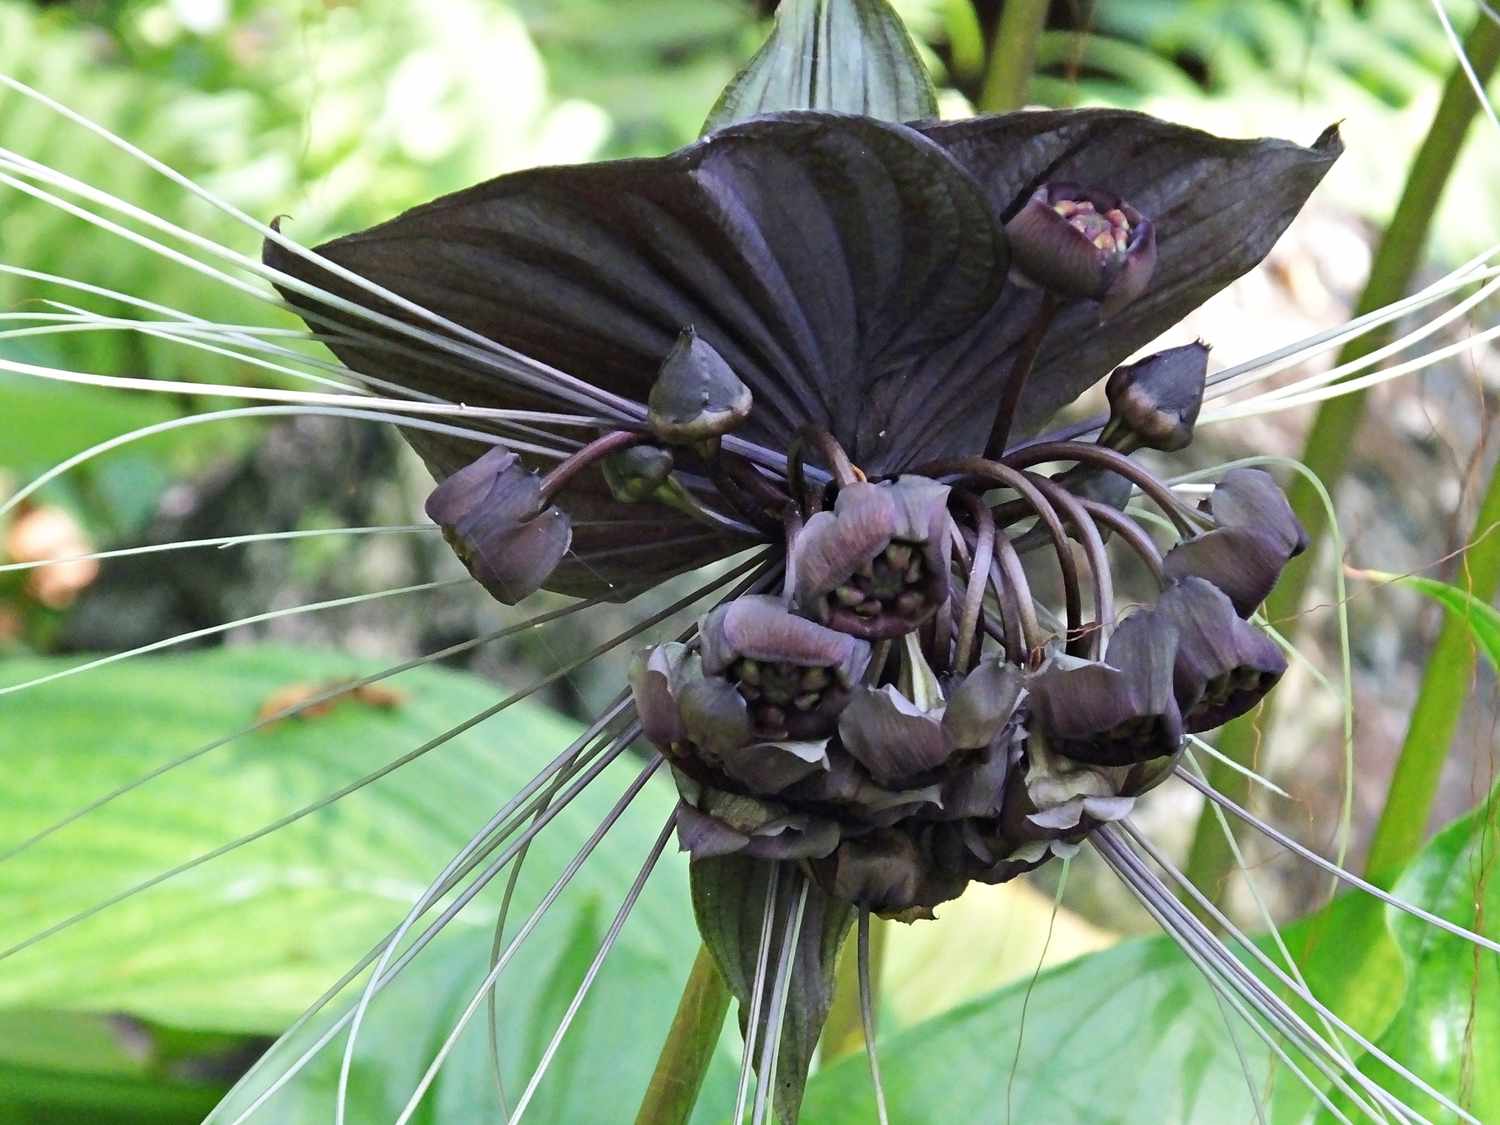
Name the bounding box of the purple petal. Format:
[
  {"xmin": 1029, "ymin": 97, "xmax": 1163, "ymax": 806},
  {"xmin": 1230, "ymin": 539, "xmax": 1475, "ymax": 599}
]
[{"xmin": 837, "ymin": 685, "xmax": 954, "ymax": 785}]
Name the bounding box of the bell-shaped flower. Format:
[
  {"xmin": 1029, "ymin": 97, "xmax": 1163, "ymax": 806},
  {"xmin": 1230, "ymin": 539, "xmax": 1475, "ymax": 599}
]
[
  {"xmin": 1101, "ymin": 342, "xmax": 1209, "ymax": 453},
  {"xmin": 1156, "ymin": 577, "xmax": 1287, "ymax": 732},
  {"xmin": 1164, "ymin": 468, "xmax": 1309, "ymax": 616},
  {"xmin": 424, "ymin": 447, "xmax": 571, "ymax": 605},
  {"xmin": 1004, "ymin": 183, "xmax": 1157, "ymax": 317},
  {"xmin": 1026, "ymin": 608, "xmax": 1184, "ymax": 768},
  {"xmin": 790, "ymin": 477, "xmax": 951, "ymax": 639},
  {"xmin": 699, "ymin": 595, "xmax": 872, "ymax": 741},
  {"xmin": 630, "ymin": 641, "xmax": 833, "ymax": 796},
  {"xmin": 646, "ymin": 327, "xmax": 753, "ymax": 445}
]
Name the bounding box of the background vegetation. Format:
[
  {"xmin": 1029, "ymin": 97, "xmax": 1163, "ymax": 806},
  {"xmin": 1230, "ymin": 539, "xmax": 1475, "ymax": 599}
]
[{"xmin": 1, "ymin": 0, "xmax": 1497, "ymax": 1121}]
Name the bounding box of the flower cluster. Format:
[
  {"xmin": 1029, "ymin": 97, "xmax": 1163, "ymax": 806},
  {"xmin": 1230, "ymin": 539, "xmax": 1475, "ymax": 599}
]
[{"xmin": 272, "ymin": 104, "xmax": 1334, "ymax": 923}]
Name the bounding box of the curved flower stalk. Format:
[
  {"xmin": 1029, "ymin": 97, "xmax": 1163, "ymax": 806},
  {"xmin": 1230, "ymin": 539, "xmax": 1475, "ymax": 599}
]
[{"xmin": 5, "ymin": 3, "xmax": 1498, "ymax": 1124}]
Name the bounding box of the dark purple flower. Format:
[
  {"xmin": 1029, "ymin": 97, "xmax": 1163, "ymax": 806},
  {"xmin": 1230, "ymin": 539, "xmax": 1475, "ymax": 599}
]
[
  {"xmin": 1156, "ymin": 577, "xmax": 1287, "ymax": 732},
  {"xmin": 1164, "ymin": 468, "xmax": 1309, "ymax": 616},
  {"xmin": 1027, "ymin": 607, "xmax": 1184, "ymax": 768},
  {"xmin": 1004, "ymin": 183, "xmax": 1157, "ymax": 316},
  {"xmin": 424, "ymin": 447, "xmax": 571, "ymax": 605},
  {"xmin": 790, "ymin": 477, "xmax": 951, "ymax": 639}
]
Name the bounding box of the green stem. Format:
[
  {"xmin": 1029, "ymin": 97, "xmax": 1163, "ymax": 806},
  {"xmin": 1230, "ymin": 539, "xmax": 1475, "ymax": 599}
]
[
  {"xmin": 635, "ymin": 944, "xmax": 732, "ymax": 1125},
  {"xmin": 977, "ymin": 0, "xmax": 1050, "ymax": 113},
  {"xmin": 1363, "ymin": 458, "xmax": 1500, "ymax": 885},
  {"xmin": 820, "ymin": 912, "xmax": 888, "ymax": 1060},
  {"xmin": 1180, "ymin": 10, "xmax": 1500, "ymax": 916}
]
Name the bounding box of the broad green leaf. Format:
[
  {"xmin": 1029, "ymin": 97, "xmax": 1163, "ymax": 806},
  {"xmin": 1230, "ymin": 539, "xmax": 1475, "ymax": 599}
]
[
  {"xmin": 1361, "ymin": 570, "xmax": 1500, "ymax": 672},
  {"xmin": 704, "ymin": 0, "xmax": 938, "ymax": 133},
  {"xmin": 800, "ymin": 935, "xmax": 1275, "ymax": 1123},
  {"xmin": 0, "ymin": 646, "xmax": 739, "ymax": 1121},
  {"xmin": 1346, "ymin": 785, "xmax": 1500, "ymax": 1121}
]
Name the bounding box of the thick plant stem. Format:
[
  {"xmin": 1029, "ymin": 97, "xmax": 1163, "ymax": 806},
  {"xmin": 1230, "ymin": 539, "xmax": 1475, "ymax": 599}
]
[
  {"xmin": 820, "ymin": 913, "xmax": 888, "ymax": 1060},
  {"xmin": 977, "ymin": 0, "xmax": 1049, "ymax": 112},
  {"xmin": 635, "ymin": 944, "xmax": 732, "ymax": 1125},
  {"xmin": 1364, "ymin": 457, "xmax": 1500, "ymax": 886},
  {"xmin": 1180, "ymin": 10, "xmax": 1500, "ymax": 918}
]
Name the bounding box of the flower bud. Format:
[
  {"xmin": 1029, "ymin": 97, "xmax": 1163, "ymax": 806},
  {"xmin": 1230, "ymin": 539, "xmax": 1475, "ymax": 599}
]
[
  {"xmin": 602, "ymin": 445, "xmax": 676, "ymax": 503},
  {"xmin": 789, "ymin": 476, "xmax": 951, "ymax": 639},
  {"xmin": 1004, "ymin": 183, "xmax": 1157, "ymax": 316},
  {"xmin": 425, "ymin": 447, "xmax": 571, "ymax": 605},
  {"xmin": 1101, "ymin": 342, "xmax": 1209, "ymax": 453},
  {"xmin": 646, "ymin": 327, "xmax": 753, "ymax": 444}
]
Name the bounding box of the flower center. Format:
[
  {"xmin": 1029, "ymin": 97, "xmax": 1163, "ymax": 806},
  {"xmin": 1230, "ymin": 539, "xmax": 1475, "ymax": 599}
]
[
  {"xmin": 830, "ymin": 540, "xmax": 927, "ymax": 619},
  {"xmin": 732, "ymin": 658, "xmax": 833, "ymax": 734},
  {"xmin": 1052, "ymin": 198, "xmax": 1132, "ymax": 253}
]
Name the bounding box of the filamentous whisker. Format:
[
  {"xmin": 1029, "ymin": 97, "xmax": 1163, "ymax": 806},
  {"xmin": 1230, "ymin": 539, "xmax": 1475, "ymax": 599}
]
[
  {"xmin": 217, "ymin": 706, "xmax": 639, "ymax": 1125},
  {"xmin": 0, "ymin": 576, "xmax": 470, "ymax": 698},
  {"xmin": 733, "ymin": 862, "xmax": 783, "ymax": 1125},
  {"xmin": 506, "ymin": 813, "xmax": 677, "ymax": 1123},
  {"xmin": 0, "ymin": 524, "xmax": 438, "ymax": 575},
  {"xmin": 0, "ymin": 596, "xmax": 615, "ymax": 863},
  {"xmin": 858, "ymin": 910, "xmax": 891, "ymax": 1125},
  {"xmin": 391, "ymin": 754, "xmax": 665, "ymax": 1125},
  {"xmin": 1178, "ymin": 768, "xmax": 1500, "ymax": 954},
  {"xmin": 1094, "ymin": 831, "xmax": 1425, "ymax": 1124},
  {"xmin": 751, "ymin": 873, "xmax": 811, "ymax": 1125},
  {"xmin": 0, "ymin": 403, "xmax": 570, "ymax": 524}
]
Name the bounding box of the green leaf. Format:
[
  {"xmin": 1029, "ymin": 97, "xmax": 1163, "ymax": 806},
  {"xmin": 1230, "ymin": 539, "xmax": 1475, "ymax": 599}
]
[
  {"xmin": 1348, "ymin": 785, "xmax": 1500, "ymax": 1120},
  {"xmin": 691, "ymin": 856, "xmax": 852, "ymax": 1124},
  {"xmin": 801, "ymin": 935, "xmax": 1273, "ymax": 1123},
  {"xmin": 704, "ymin": 0, "xmax": 938, "ymax": 133},
  {"xmin": 0, "ymin": 646, "xmax": 739, "ymax": 1121},
  {"xmin": 1361, "ymin": 570, "xmax": 1500, "ymax": 671}
]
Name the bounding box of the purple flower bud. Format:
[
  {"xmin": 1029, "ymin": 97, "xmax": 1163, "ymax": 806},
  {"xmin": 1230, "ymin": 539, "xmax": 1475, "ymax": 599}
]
[
  {"xmin": 789, "ymin": 477, "xmax": 951, "ymax": 639},
  {"xmin": 425, "ymin": 448, "xmax": 571, "ymax": 605},
  {"xmin": 810, "ymin": 829, "xmax": 970, "ymax": 921},
  {"xmin": 602, "ymin": 444, "xmax": 676, "ymax": 503},
  {"xmin": 1102, "ymin": 342, "xmax": 1209, "ymax": 453},
  {"xmin": 646, "ymin": 327, "xmax": 753, "ymax": 444},
  {"xmin": 1164, "ymin": 468, "xmax": 1308, "ymax": 616},
  {"xmin": 837, "ymin": 684, "xmax": 954, "ymax": 786},
  {"xmin": 699, "ymin": 595, "xmax": 872, "ymax": 740},
  {"xmin": 1004, "ymin": 183, "xmax": 1157, "ymax": 316},
  {"xmin": 1156, "ymin": 578, "xmax": 1287, "ymax": 732},
  {"xmin": 1027, "ymin": 608, "xmax": 1184, "ymax": 767}
]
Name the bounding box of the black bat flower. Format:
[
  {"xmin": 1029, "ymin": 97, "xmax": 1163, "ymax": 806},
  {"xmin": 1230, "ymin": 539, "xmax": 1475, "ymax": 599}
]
[{"xmin": 254, "ymin": 5, "xmax": 1341, "ymax": 1119}]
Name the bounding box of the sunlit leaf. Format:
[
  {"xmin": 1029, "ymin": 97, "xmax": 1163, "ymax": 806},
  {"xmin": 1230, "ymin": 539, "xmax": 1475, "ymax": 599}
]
[{"xmin": 1361, "ymin": 569, "xmax": 1500, "ymax": 672}]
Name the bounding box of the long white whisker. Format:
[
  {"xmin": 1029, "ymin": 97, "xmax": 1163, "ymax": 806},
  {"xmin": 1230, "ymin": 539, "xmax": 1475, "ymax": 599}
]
[
  {"xmin": 1186, "ymin": 735, "xmax": 1291, "ymax": 799},
  {"xmin": 0, "ymin": 353, "xmax": 610, "ymax": 427},
  {"xmin": 391, "ymin": 756, "xmax": 664, "ymax": 1125},
  {"xmin": 1204, "ymin": 318, "xmax": 1500, "ymax": 422},
  {"xmin": 1211, "ymin": 983, "xmax": 1268, "ymax": 1125},
  {"xmin": 751, "ymin": 874, "xmax": 810, "ymax": 1125},
  {"xmin": 858, "ymin": 910, "xmax": 890, "ymax": 1125},
  {"xmin": 733, "ymin": 862, "xmax": 782, "ymax": 1125},
  {"xmin": 0, "ymin": 577, "xmax": 468, "ymax": 698},
  {"xmin": 0, "ymin": 597, "xmax": 611, "ymax": 863},
  {"xmin": 335, "ymin": 698, "xmax": 633, "ymax": 1124},
  {"xmin": 507, "ymin": 813, "xmax": 676, "ymax": 1123},
  {"xmin": 1095, "ymin": 832, "xmax": 1425, "ymax": 1124},
  {"xmin": 0, "ymin": 404, "xmax": 565, "ymax": 523},
  {"xmin": 1176, "ymin": 768, "xmax": 1500, "ymax": 954},
  {"xmin": 0, "ymin": 128, "xmax": 636, "ymax": 418},
  {"xmin": 0, "ymin": 524, "xmax": 436, "ymax": 575},
  {"xmin": 219, "ymin": 717, "xmax": 637, "ymax": 1125},
  {"xmin": 1120, "ymin": 821, "xmax": 1462, "ymax": 1122},
  {"xmin": 1430, "ymin": 0, "xmax": 1500, "ymax": 138},
  {"xmin": 1110, "ymin": 850, "xmax": 1365, "ymax": 1125}
]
